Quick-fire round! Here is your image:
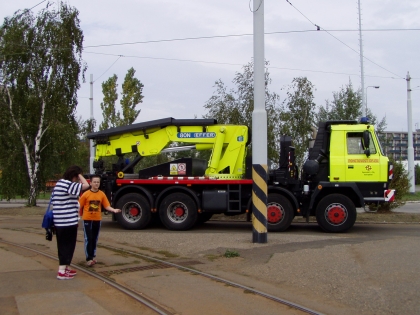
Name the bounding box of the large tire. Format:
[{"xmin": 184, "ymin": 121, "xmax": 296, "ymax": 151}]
[
  {"xmin": 267, "ymin": 193, "xmax": 294, "ymax": 232},
  {"xmin": 315, "ymin": 194, "xmax": 357, "ymax": 233},
  {"xmin": 115, "ymin": 193, "xmax": 151, "ymax": 230},
  {"xmin": 159, "ymin": 193, "xmax": 198, "ymax": 230}
]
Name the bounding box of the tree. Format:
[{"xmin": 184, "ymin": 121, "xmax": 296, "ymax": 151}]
[
  {"xmin": 99, "ymin": 68, "xmax": 143, "ymax": 130},
  {"xmin": 0, "ymin": 3, "xmax": 86, "ymax": 205},
  {"xmin": 317, "ymin": 80, "xmax": 361, "ymax": 122},
  {"xmin": 280, "ymin": 77, "xmax": 317, "ymax": 169},
  {"xmin": 99, "ymin": 74, "xmax": 119, "ymax": 130},
  {"xmin": 317, "ymin": 80, "xmax": 388, "ymax": 146},
  {"xmin": 120, "ymin": 67, "xmax": 143, "ymax": 125},
  {"xmin": 203, "ymin": 60, "xmax": 282, "ymax": 164}
]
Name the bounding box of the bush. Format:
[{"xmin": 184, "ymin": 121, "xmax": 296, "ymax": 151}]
[
  {"xmin": 415, "ymin": 164, "xmax": 420, "ymax": 185},
  {"xmin": 376, "ymin": 159, "xmax": 410, "ymax": 211}
]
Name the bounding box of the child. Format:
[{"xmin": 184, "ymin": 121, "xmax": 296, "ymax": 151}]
[{"xmin": 79, "ymin": 175, "xmax": 121, "ymax": 266}]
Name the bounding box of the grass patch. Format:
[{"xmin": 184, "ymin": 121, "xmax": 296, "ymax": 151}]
[
  {"xmin": 223, "ymin": 249, "xmax": 240, "ymax": 258},
  {"xmin": 401, "ymin": 191, "xmax": 420, "ymax": 202},
  {"xmin": 0, "ymin": 192, "xmax": 52, "ymax": 201}
]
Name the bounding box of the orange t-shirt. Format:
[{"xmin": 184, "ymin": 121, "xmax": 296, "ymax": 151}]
[{"xmin": 79, "ymin": 190, "xmax": 110, "ymax": 221}]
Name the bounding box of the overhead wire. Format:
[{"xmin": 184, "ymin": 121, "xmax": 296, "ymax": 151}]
[
  {"xmin": 9, "ymin": 0, "xmax": 48, "ymax": 20},
  {"xmin": 284, "ymin": 0, "xmax": 405, "ymax": 80},
  {"xmin": 84, "ymin": 28, "xmax": 420, "ymax": 48},
  {"xmin": 93, "ymin": 55, "xmax": 122, "ymax": 83},
  {"xmin": 2, "ymin": 1, "xmax": 417, "ymax": 82},
  {"xmin": 84, "ymin": 51, "xmax": 400, "ymax": 80}
]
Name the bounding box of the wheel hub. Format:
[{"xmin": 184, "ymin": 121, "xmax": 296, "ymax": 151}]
[
  {"xmin": 129, "ymin": 206, "xmax": 140, "ymax": 217},
  {"xmin": 174, "ymin": 207, "xmax": 185, "ymax": 217},
  {"xmin": 267, "ymin": 204, "xmax": 283, "ymax": 223},
  {"xmin": 326, "ymin": 205, "xmax": 347, "ymax": 225}
]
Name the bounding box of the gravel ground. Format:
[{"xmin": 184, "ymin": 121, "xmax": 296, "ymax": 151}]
[{"xmin": 1, "ymin": 206, "xmax": 420, "ymax": 314}]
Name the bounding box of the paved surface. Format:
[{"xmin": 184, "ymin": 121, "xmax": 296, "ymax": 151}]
[
  {"xmin": 0, "ymin": 205, "xmax": 420, "ymax": 314},
  {"xmin": 0, "ymin": 214, "xmax": 307, "ymax": 315}
]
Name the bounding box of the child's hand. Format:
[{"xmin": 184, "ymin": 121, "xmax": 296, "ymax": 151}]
[{"xmin": 114, "ymin": 208, "xmax": 121, "ymax": 213}]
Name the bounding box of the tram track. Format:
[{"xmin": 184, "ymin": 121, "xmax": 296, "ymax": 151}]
[
  {"xmin": 0, "ymin": 238, "xmax": 324, "ymax": 315},
  {"xmin": 0, "ymin": 239, "xmax": 174, "ymax": 315}
]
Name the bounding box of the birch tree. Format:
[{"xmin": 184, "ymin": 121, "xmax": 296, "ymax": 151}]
[{"xmin": 0, "ymin": 3, "xmax": 85, "ymax": 205}]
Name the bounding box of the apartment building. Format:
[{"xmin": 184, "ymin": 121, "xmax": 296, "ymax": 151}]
[{"xmin": 381, "ymin": 130, "xmax": 420, "ymax": 161}]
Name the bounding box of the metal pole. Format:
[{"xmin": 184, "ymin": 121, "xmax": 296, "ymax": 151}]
[
  {"xmin": 89, "ymin": 74, "xmax": 95, "ymax": 174},
  {"xmin": 252, "ymin": 0, "xmax": 267, "ymax": 243},
  {"xmin": 406, "ymin": 72, "xmax": 415, "ymax": 193},
  {"xmin": 358, "ymin": 0, "xmax": 366, "ymax": 116}
]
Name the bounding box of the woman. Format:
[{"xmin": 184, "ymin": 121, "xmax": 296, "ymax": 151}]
[{"xmin": 53, "ymin": 165, "xmax": 90, "ymax": 280}]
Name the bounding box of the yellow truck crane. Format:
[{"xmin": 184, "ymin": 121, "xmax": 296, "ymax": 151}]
[{"xmin": 87, "ymin": 117, "xmax": 394, "ymax": 232}]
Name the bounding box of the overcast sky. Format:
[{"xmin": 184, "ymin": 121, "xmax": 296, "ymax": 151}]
[{"xmin": 2, "ymin": 0, "xmax": 420, "ymax": 132}]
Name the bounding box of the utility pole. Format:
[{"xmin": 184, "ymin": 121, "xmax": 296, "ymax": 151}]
[
  {"xmin": 406, "ymin": 72, "xmax": 415, "ymax": 193},
  {"xmin": 89, "ymin": 74, "xmax": 95, "ymax": 174},
  {"xmin": 252, "ymin": 0, "xmax": 267, "ymax": 243},
  {"xmin": 358, "ymin": 0, "xmax": 366, "ymax": 116}
]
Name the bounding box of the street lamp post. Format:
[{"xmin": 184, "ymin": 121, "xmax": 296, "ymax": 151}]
[{"xmin": 364, "ymin": 85, "xmax": 380, "ymax": 117}]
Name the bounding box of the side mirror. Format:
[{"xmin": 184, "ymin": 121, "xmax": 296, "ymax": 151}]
[{"xmin": 362, "ymin": 130, "xmax": 370, "ymax": 157}]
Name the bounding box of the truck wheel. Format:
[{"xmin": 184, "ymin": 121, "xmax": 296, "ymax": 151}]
[
  {"xmin": 315, "ymin": 194, "xmax": 357, "ymax": 233},
  {"xmin": 115, "ymin": 193, "xmax": 151, "ymax": 230},
  {"xmin": 159, "ymin": 193, "xmax": 198, "ymax": 230},
  {"xmin": 267, "ymin": 194, "xmax": 294, "ymax": 232}
]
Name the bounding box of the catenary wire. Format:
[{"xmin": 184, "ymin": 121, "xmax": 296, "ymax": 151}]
[
  {"xmin": 83, "ymin": 28, "xmax": 420, "ymax": 48},
  {"xmin": 84, "ymin": 51, "xmax": 402, "ymax": 80},
  {"xmin": 284, "ymin": 0, "xmax": 405, "ymax": 80},
  {"xmin": 93, "ymin": 55, "xmax": 122, "ymax": 83}
]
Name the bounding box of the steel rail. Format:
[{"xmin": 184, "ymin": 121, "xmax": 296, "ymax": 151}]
[
  {"xmin": 0, "ymin": 237, "xmax": 323, "ymax": 315},
  {"xmin": 100, "ymin": 243, "xmax": 324, "ymax": 315},
  {"xmin": 0, "ymin": 240, "xmax": 174, "ymax": 315}
]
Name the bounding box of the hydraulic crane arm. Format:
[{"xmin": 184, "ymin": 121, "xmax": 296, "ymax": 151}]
[{"xmin": 87, "ymin": 118, "xmax": 249, "ymax": 178}]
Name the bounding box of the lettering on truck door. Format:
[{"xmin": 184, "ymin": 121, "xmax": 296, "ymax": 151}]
[{"xmin": 345, "ymin": 132, "xmax": 381, "ymax": 182}]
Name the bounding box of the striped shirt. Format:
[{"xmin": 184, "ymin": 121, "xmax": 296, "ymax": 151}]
[{"xmin": 52, "ymin": 179, "xmax": 82, "ymax": 227}]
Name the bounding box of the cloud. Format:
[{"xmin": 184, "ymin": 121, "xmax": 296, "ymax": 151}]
[{"xmin": 2, "ymin": 0, "xmax": 420, "ymax": 131}]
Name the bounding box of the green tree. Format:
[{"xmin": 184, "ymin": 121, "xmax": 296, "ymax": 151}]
[
  {"xmin": 99, "ymin": 74, "xmax": 119, "ymax": 130},
  {"xmin": 120, "ymin": 67, "xmax": 143, "ymax": 125},
  {"xmin": 317, "ymin": 81, "xmax": 387, "ymax": 131},
  {"xmin": 317, "ymin": 81, "xmax": 388, "ymax": 145},
  {"xmin": 203, "ymin": 60, "xmax": 282, "ymax": 163},
  {"xmin": 0, "ymin": 3, "xmax": 86, "ymax": 205},
  {"xmin": 99, "ymin": 68, "xmax": 144, "ymax": 130},
  {"xmin": 280, "ymin": 77, "xmax": 317, "ymax": 169},
  {"xmin": 75, "ymin": 117, "xmax": 97, "ymax": 172},
  {"xmin": 317, "ymin": 80, "xmax": 361, "ymax": 122}
]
